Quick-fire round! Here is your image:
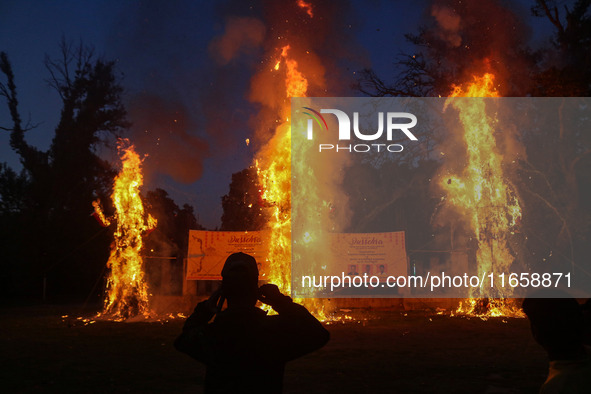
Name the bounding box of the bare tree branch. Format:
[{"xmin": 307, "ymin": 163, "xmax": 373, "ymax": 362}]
[{"xmin": 533, "ymin": 0, "xmax": 565, "ymax": 34}]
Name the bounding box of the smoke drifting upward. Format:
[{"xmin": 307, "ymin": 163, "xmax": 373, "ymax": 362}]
[
  {"xmin": 128, "ymin": 94, "xmax": 208, "ymax": 184},
  {"xmin": 103, "ymin": 1, "xmax": 215, "ymax": 187},
  {"xmin": 225, "ymin": 0, "xmax": 364, "ymax": 146},
  {"xmin": 417, "ymin": 0, "xmax": 532, "ymax": 159},
  {"xmin": 209, "ymin": 16, "xmax": 266, "ymax": 65},
  {"xmin": 421, "ymin": 0, "xmax": 532, "ymax": 96},
  {"xmin": 103, "ymin": 0, "xmax": 363, "ymax": 229},
  {"xmin": 431, "ymin": 4, "xmax": 461, "ymax": 47},
  {"xmin": 107, "ymin": 0, "xmax": 362, "ymax": 175}
]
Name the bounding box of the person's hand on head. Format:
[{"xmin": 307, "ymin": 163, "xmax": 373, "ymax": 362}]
[
  {"xmin": 207, "ymin": 287, "xmax": 225, "ymax": 312},
  {"xmin": 258, "ymin": 284, "xmax": 291, "ymax": 309},
  {"xmin": 193, "ymin": 286, "xmax": 224, "ymax": 321}
]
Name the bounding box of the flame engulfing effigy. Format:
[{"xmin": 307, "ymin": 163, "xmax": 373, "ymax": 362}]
[
  {"xmin": 98, "ymin": 139, "xmax": 156, "ymax": 320},
  {"xmin": 440, "ymin": 73, "xmax": 524, "ymax": 317},
  {"xmin": 248, "ymin": 1, "xmax": 355, "ymax": 319},
  {"xmin": 254, "ymin": 44, "xmax": 332, "ymax": 317}
]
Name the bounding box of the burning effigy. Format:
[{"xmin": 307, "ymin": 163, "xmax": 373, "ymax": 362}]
[
  {"xmin": 440, "ymin": 73, "xmax": 524, "ymax": 318},
  {"xmin": 95, "ymin": 139, "xmax": 156, "ymax": 320}
]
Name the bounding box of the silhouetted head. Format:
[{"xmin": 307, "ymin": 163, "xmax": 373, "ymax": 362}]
[
  {"xmin": 221, "ymin": 252, "xmax": 259, "ymax": 307},
  {"xmin": 522, "ymin": 289, "xmax": 584, "ymax": 360}
]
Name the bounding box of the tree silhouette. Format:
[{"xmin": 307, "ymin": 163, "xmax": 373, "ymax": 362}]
[
  {"xmin": 0, "ymin": 40, "xmax": 128, "ymax": 298},
  {"xmin": 221, "ymin": 167, "xmax": 267, "ymax": 231},
  {"xmin": 143, "ymin": 188, "xmax": 204, "ymax": 295},
  {"xmin": 531, "ymin": 0, "xmax": 591, "ymax": 96},
  {"xmin": 144, "ymin": 188, "xmax": 204, "ymax": 255}
]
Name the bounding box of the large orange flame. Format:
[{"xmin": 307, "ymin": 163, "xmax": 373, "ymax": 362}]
[
  {"xmin": 254, "ymin": 43, "xmax": 334, "ymax": 319},
  {"xmin": 254, "ymin": 46, "xmax": 298, "ymax": 298},
  {"xmin": 101, "ymin": 139, "xmax": 156, "ymax": 320},
  {"xmin": 442, "ymin": 73, "xmax": 523, "ymax": 318}
]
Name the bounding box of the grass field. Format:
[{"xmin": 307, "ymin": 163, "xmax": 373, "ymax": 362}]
[{"xmin": 1, "ymin": 304, "xmax": 549, "ymax": 393}]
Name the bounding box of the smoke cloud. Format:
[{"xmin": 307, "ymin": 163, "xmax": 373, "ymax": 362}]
[
  {"xmin": 240, "ymin": 0, "xmax": 365, "ymax": 145},
  {"xmin": 209, "ymin": 16, "xmax": 266, "ymax": 65},
  {"xmin": 424, "ymin": 0, "xmax": 532, "ymax": 96},
  {"xmin": 105, "ymin": 2, "xmax": 215, "ymax": 186},
  {"xmin": 103, "ymin": 0, "xmax": 364, "ymax": 229},
  {"xmin": 128, "ymin": 94, "xmax": 208, "ymax": 184},
  {"xmin": 431, "ymin": 4, "xmax": 461, "ymax": 47}
]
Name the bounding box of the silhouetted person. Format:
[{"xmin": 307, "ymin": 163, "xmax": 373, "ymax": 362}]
[
  {"xmin": 522, "ymin": 290, "xmax": 591, "ymax": 393},
  {"xmin": 174, "ymin": 252, "xmax": 329, "ymax": 393}
]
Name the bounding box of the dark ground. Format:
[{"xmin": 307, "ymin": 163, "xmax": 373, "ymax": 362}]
[{"xmin": 0, "ymin": 304, "xmax": 548, "ymax": 393}]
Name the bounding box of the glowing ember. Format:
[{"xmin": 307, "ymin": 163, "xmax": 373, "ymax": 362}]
[
  {"xmin": 101, "ymin": 139, "xmax": 156, "ymax": 320},
  {"xmin": 442, "ymin": 73, "xmax": 523, "ymax": 318}
]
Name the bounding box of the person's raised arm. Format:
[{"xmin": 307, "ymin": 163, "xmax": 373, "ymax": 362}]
[
  {"xmin": 258, "ymin": 284, "xmax": 329, "ymax": 360},
  {"xmin": 174, "ymin": 288, "xmax": 224, "ymax": 361}
]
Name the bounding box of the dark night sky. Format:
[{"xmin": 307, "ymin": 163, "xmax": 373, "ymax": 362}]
[{"xmin": 0, "ymin": 0, "xmax": 550, "ymax": 228}]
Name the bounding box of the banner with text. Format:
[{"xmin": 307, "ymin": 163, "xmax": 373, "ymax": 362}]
[{"xmin": 187, "ymin": 230, "xmax": 270, "ymax": 280}]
